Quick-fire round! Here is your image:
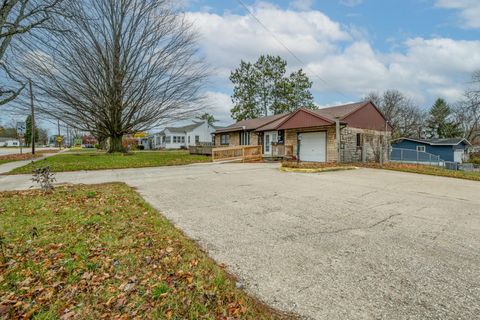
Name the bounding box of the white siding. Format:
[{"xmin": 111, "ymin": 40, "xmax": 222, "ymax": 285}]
[{"xmin": 151, "ymin": 121, "xmax": 215, "ymax": 150}]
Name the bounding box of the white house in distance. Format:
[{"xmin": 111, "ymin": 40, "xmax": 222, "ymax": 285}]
[
  {"xmin": 0, "ymin": 138, "xmax": 21, "ymax": 147},
  {"xmin": 151, "ymin": 120, "xmax": 217, "ymax": 149}
]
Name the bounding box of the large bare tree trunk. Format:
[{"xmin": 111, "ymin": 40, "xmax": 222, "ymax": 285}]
[{"xmin": 109, "ymin": 136, "xmax": 124, "ymax": 153}]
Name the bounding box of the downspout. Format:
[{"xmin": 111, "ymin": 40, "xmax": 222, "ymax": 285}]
[
  {"xmin": 336, "ymin": 117, "xmax": 341, "ymax": 164},
  {"xmin": 296, "ymin": 133, "xmax": 300, "ymax": 162}
]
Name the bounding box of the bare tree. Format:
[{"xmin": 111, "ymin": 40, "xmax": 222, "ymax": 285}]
[
  {"xmin": 365, "ymin": 90, "xmax": 425, "ymax": 139},
  {"xmin": 0, "ymin": 0, "xmax": 61, "ymax": 105},
  {"xmin": 20, "ymin": 0, "xmax": 208, "ymax": 152},
  {"xmin": 454, "ymin": 71, "xmax": 480, "ymax": 142}
]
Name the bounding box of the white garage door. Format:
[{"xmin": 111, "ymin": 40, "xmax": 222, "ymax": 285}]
[{"xmin": 299, "ymin": 132, "xmax": 326, "ymax": 162}]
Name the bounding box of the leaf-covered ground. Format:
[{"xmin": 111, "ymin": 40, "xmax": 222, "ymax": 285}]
[
  {"xmin": 0, "ymin": 153, "xmax": 41, "ymax": 165},
  {"xmin": 282, "ymin": 161, "xmax": 480, "ymax": 181},
  {"xmin": 0, "ymin": 183, "xmax": 291, "ymax": 319},
  {"xmin": 9, "ymin": 151, "xmax": 211, "ymax": 174}
]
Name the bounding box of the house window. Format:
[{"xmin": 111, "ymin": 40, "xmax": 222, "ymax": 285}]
[
  {"xmin": 181, "ymin": 136, "xmax": 185, "ymax": 143},
  {"xmin": 165, "ymin": 136, "xmax": 171, "ymax": 143},
  {"xmin": 416, "ymin": 145, "xmax": 426, "ymax": 152},
  {"xmin": 356, "ymin": 133, "xmax": 362, "ymax": 147},
  {"xmin": 240, "ymin": 132, "xmax": 250, "ymax": 145},
  {"xmin": 221, "ymin": 134, "xmax": 230, "ymax": 145},
  {"xmin": 277, "ymin": 130, "xmax": 285, "ymax": 144},
  {"xmin": 188, "ymin": 136, "xmax": 190, "ymax": 143},
  {"xmin": 173, "ymin": 136, "xmax": 177, "ymax": 143},
  {"xmin": 195, "ymin": 135, "xmax": 200, "ymax": 144}
]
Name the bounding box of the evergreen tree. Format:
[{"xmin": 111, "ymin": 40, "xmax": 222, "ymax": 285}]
[
  {"xmin": 197, "ymin": 113, "xmax": 217, "ymax": 126},
  {"xmin": 272, "ymin": 69, "xmax": 316, "ymax": 114},
  {"xmin": 25, "ymin": 115, "xmax": 39, "ymax": 147},
  {"xmin": 230, "ymin": 61, "xmax": 263, "ymax": 121},
  {"xmin": 230, "ymin": 55, "xmax": 316, "ymax": 121},
  {"xmin": 426, "ymin": 98, "xmax": 462, "ymax": 138}
]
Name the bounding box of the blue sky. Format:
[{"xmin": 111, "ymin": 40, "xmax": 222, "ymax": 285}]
[
  {"xmin": 2, "ymin": 0, "xmax": 480, "ymax": 131},
  {"xmin": 180, "ymin": 0, "xmax": 480, "ymax": 125}
]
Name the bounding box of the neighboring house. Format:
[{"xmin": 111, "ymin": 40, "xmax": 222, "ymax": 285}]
[
  {"xmin": 391, "ymin": 138, "xmax": 471, "ymax": 163},
  {"xmin": 0, "ymin": 137, "xmax": 21, "ymax": 147},
  {"xmin": 215, "ymin": 101, "xmax": 391, "ymax": 163},
  {"xmin": 152, "ymin": 120, "xmax": 217, "ymax": 149}
]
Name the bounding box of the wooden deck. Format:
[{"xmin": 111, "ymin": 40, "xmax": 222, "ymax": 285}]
[{"xmin": 212, "ymin": 144, "xmax": 294, "ymax": 162}]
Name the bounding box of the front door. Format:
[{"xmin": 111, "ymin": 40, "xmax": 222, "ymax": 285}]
[{"xmin": 264, "ymin": 131, "xmax": 277, "ymax": 155}]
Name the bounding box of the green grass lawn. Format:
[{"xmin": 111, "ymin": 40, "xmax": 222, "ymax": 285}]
[
  {"xmin": 9, "ymin": 151, "xmax": 211, "ymax": 174},
  {"xmin": 377, "ymin": 163, "xmax": 480, "ymax": 181},
  {"xmin": 282, "ymin": 161, "xmax": 480, "ymax": 181},
  {"xmin": 0, "ymin": 183, "xmax": 290, "ymax": 319}
]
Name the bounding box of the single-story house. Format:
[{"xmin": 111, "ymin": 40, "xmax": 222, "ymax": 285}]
[
  {"xmin": 151, "ymin": 120, "xmax": 217, "ymax": 149},
  {"xmin": 214, "ymin": 101, "xmax": 392, "ymax": 163},
  {"xmin": 0, "ymin": 137, "xmax": 20, "ymax": 147},
  {"xmin": 391, "ymin": 138, "xmax": 471, "ymax": 163}
]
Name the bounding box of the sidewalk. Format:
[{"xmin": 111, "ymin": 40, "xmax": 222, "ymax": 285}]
[{"xmin": 0, "ymin": 152, "xmax": 62, "ymax": 174}]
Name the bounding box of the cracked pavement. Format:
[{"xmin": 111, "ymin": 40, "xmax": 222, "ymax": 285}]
[{"xmin": 1, "ymin": 162, "xmax": 479, "ymax": 319}]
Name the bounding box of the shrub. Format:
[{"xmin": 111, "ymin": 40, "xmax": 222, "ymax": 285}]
[
  {"xmin": 31, "ymin": 163, "xmax": 56, "ymax": 193},
  {"xmin": 468, "ymin": 153, "xmax": 480, "ymax": 165}
]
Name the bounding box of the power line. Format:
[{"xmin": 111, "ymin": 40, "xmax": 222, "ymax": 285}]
[{"xmin": 234, "ymin": 0, "xmax": 351, "ymax": 100}]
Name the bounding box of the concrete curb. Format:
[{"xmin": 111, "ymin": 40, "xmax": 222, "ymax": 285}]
[{"xmin": 279, "ymin": 166, "xmax": 358, "ymax": 173}]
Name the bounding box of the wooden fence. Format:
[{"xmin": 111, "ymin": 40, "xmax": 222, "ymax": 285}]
[
  {"xmin": 189, "ymin": 145, "xmax": 213, "ymax": 155},
  {"xmin": 212, "ymin": 145, "xmax": 262, "ymax": 162},
  {"xmin": 272, "ymin": 144, "xmax": 294, "ymax": 158}
]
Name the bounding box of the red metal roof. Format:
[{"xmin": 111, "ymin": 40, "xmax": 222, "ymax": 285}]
[
  {"xmin": 275, "ymin": 108, "xmax": 335, "ymax": 130},
  {"xmin": 311, "ymin": 101, "xmax": 369, "ymax": 120}
]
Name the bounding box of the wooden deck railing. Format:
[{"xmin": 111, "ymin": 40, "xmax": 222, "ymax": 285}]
[
  {"xmin": 189, "ymin": 144, "xmax": 214, "ymax": 155},
  {"xmin": 212, "ymin": 145, "xmax": 262, "ymax": 162}
]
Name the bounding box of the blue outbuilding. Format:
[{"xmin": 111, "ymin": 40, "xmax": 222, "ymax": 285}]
[{"xmin": 391, "ymin": 138, "xmax": 471, "ymax": 163}]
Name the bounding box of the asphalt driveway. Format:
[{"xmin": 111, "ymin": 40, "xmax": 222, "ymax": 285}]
[{"xmin": 1, "ymin": 163, "xmax": 479, "ymax": 319}]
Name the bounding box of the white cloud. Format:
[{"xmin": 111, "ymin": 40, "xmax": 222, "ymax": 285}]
[
  {"xmin": 435, "ymin": 0, "xmax": 480, "ymax": 29},
  {"xmin": 339, "ymin": 0, "xmax": 364, "ymax": 7},
  {"xmin": 186, "ymin": 2, "xmax": 480, "ymax": 113},
  {"xmin": 290, "ymin": 0, "xmax": 313, "ymax": 11},
  {"xmin": 187, "ymin": 3, "xmax": 349, "ymax": 76},
  {"xmin": 203, "ymin": 91, "xmax": 233, "ymax": 125}
]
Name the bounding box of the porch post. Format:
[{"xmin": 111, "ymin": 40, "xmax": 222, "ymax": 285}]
[{"xmin": 335, "ymin": 117, "xmax": 341, "ymax": 163}]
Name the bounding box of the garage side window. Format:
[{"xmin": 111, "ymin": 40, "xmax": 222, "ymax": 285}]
[
  {"xmin": 416, "ymin": 145, "xmax": 426, "ymax": 152},
  {"xmin": 356, "ymin": 133, "xmax": 362, "ymax": 148}
]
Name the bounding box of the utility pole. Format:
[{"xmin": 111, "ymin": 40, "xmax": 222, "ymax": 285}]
[
  {"xmin": 57, "ymin": 119, "xmax": 61, "ymax": 149},
  {"xmin": 29, "ymin": 80, "xmax": 35, "ymax": 155}
]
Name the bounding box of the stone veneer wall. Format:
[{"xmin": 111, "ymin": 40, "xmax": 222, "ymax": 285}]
[
  {"xmin": 341, "ymin": 127, "xmax": 390, "ymax": 163},
  {"xmin": 285, "ymin": 125, "xmax": 390, "ymax": 163}
]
